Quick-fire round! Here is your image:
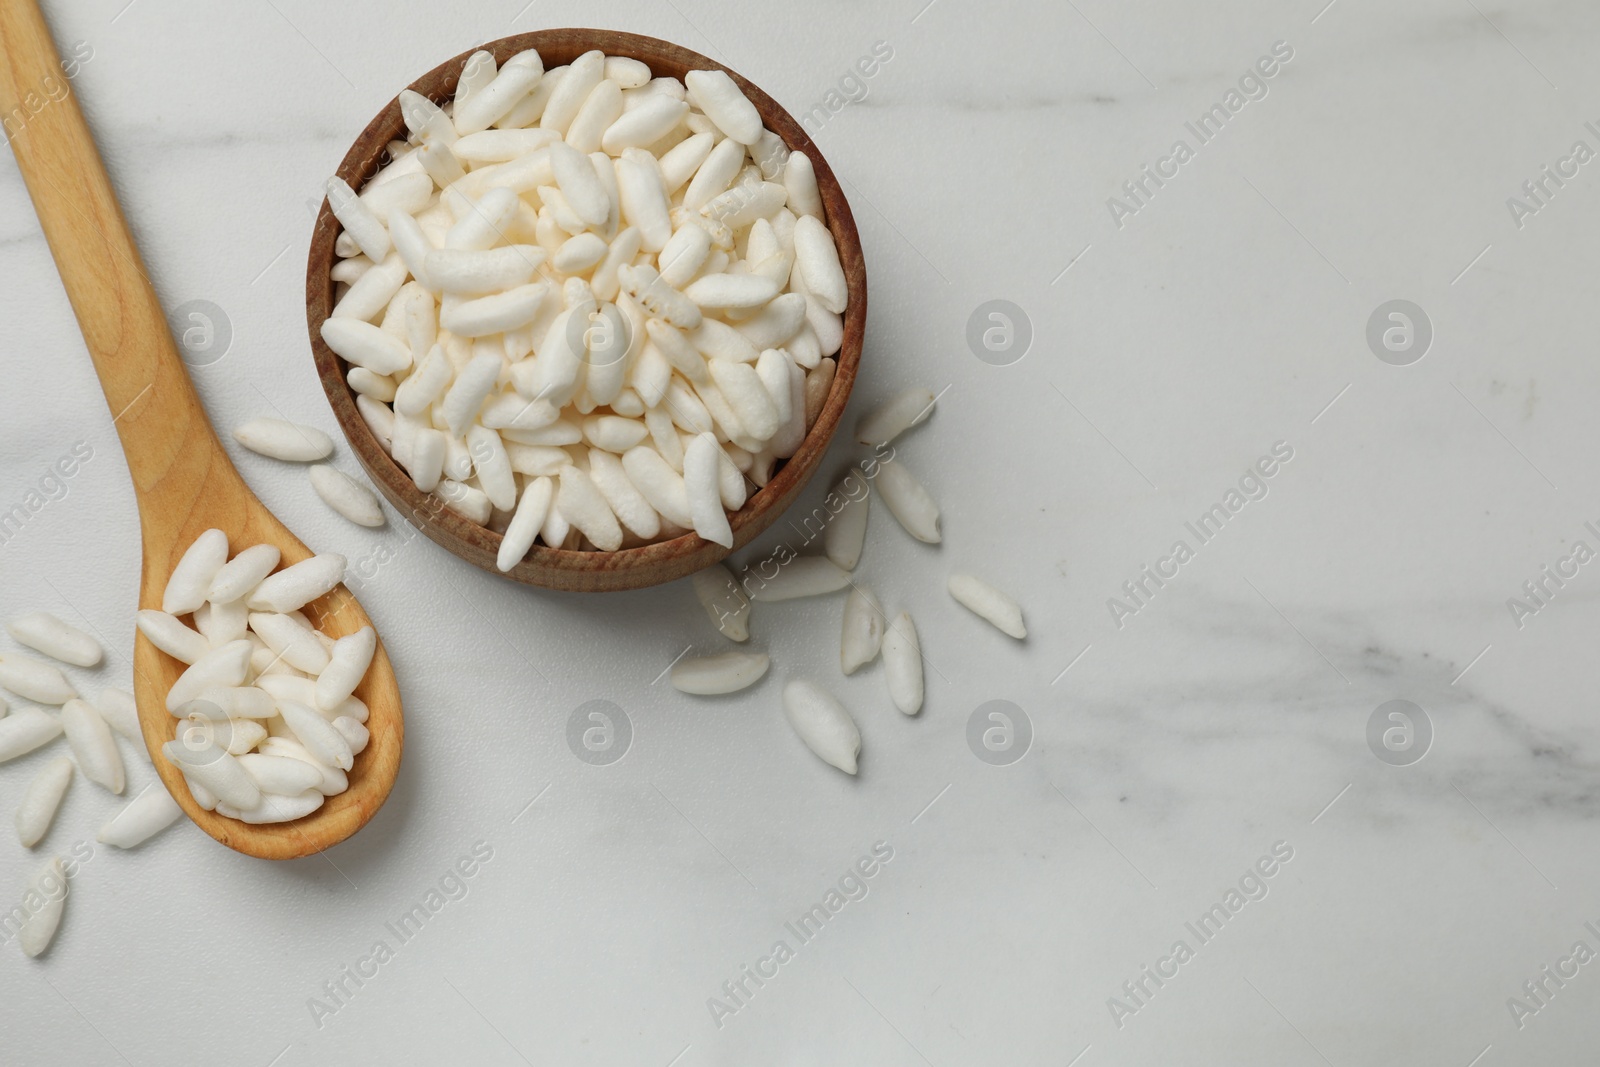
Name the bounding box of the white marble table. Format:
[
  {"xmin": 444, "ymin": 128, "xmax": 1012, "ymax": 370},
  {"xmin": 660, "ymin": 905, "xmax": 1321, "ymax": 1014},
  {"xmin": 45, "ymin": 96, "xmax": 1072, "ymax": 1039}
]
[{"xmin": 3, "ymin": 0, "xmax": 1599, "ymax": 1063}]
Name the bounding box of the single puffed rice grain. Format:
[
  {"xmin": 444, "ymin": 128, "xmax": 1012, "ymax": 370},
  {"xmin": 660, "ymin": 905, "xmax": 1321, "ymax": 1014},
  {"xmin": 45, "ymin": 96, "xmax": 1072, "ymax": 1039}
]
[
  {"xmin": 781, "ymin": 679, "xmax": 860, "ymax": 774},
  {"xmin": 692, "ymin": 563, "xmax": 751, "ymax": 642},
  {"xmin": 310, "ymin": 465, "xmax": 385, "ymax": 528},
  {"xmin": 671, "ymin": 652, "xmax": 769, "ymax": 694},
  {"xmin": 61, "ymin": 699, "xmax": 124, "ymax": 795},
  {"xmin": 162, "ymin": 528, "xmax": 228, "ymax": 614},
  {"xmin": 948, "ymin": 573, "xmax": 1027, "ymax": 639},
  {"xmin": 95, "ymin": 688, "xmax": 143, "ymax": 747},
  {"xmin": 15, "ymin": 756, "xmax": 72, "ymax": 847},
  {"xmin": 0, "ymin": 653, "xmax": 77, "ymax": 705},
  {"xmin": 856, "ymin": 387, "xmax": 936, "ymax": 447},
  {"xmin": 216, "ymin": 789, "xmax": 326, "ymax": 824},
  {"xmin": 207, "ymin": 544, "xmax": 282, "ymax": 605},
  {"xmin": 744, "ymin": 557, "xmax": 850, "ymax": 602},
  {"xmin": 18, "ymin": 857, "xmax": 66, "ymax": 957},
  {"xmin": 840, "ymin": 586, "xmax": 885, "ymax": 675},
  {"xmin": 874, "ymin": 460, "xmax": 941, "ymax": 544},
  {"xmin": 881, "ymin": 612, "xmax": 923, "ymax": 715},
  {"xmin": 246, "ymin": 554, "xmax": 347, "ymax": 613},
  {"xmin": 822, "ymin": 471, "xmax": 869, "ymax": 570},
  {"xmin": 6, "ymin": 612, "xmax": 101, "ymax": 667},
  {"xmin": 137, "ymin": 610, "xmax": 211, "ymax": 665},
  {"xmin": 0, "ymin": 709, "xmax": 64, "ymax": 763},
  {"xmin": 97, "ymin": 787, "xmax": 183, "ymax": 848}
]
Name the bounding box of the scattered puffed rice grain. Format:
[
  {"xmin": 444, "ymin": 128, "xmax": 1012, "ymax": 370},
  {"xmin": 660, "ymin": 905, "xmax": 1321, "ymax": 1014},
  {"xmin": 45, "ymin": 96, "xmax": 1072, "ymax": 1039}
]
[
  {"xmin": 948, "ymin": 573, "xmax": 1027, "ymax": 639},
  {"xmin": 162, "ymin": 528, "xmax": 228, "ymax": 614},
  {"xmin": 692, "ymin": 563, "xmax": 751, "ymax": 642},
  {"xmin": 6, "ymin": 612, "xmax": 101, "ymax": 667},
  {"xmin": 0, "ymin": 709, "xmax": 64, "ymax": 762},
  {"xmin": 61, "ymin": 699, "xmax": 123, "ymax": 795},
  {"xmin": 822, "ymin": 471, "xmax": 869, "ymax": 570},
  {"xmin": 246, "ymin": 554, "xmax": 347, "ymax": 613},
  {"xmin": 95, "ymin": 688, "xmax": 143, "ymax": 747},
  {"xmin": 856, "ymin": 387, "xmax": 936, "ymax": 447},
  {"xmin": 0, "ymin": 653, "xmax": 77, "ymax": 705},
  {"xmin": 671, "ymin": 652, "xmax": 770, "ymax": 695},
  {"xmin": 232, "ymin": 417, "xmax": 334, "ymax": 462},
  {"xmin": 97, "ymin": 787, "xmax": 183, "ymax": 848},
  {"xmin": 874, "ymin": 460, "xmax": 941, "ymax": 544},
  {"xmin": 745, "ymin": 557, "xmax": 850, "ymax": 602},
  {"xmin": 781, "ymin": 679, "xmax": 860, "ymax": 775},
  {"xmin": 840, "ymin": 586, "xmax": 885, "ymax": 675},
  {"xmin": 882, "ymin": 612, "xmax": 923, "ymax": 715},
  {"xmin": 309, "ymin": 464, "xmax": 385, "ymax": 528},
  {"xmin": 16, "ymin": 757, "xmax": 72, "ymax": 847},
  {"xmin": 18, "ymin": 857, "xmax": 67, "ymax": 957}
]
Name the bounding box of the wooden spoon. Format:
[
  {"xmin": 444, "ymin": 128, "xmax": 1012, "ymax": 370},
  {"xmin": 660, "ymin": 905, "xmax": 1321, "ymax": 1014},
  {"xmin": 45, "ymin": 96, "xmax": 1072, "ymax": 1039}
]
[{"xmin": 0, "ymin": 0, "xmax": 401, "ymax": 859}]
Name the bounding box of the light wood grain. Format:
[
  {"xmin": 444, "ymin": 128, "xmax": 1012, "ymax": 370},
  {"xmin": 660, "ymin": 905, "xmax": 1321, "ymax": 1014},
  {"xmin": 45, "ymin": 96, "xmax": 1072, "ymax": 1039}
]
[
  {"xmin": 308, "ymin": 29, "xmax": 867, "ymax": 592},
  {"xmin": 0, "ymin": 0, "xmax": 401, "ymax": 860}
]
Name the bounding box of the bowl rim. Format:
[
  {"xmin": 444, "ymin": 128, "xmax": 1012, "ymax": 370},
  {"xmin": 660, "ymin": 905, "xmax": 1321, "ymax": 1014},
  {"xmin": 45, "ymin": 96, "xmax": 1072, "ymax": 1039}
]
[{"xmin": 306, "ymin": 28, "xmax": 866, "ymax": 592}]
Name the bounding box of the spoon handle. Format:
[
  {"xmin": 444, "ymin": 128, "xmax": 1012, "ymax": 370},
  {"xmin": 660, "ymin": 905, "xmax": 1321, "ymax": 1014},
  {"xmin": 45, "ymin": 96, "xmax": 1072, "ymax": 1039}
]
[{"xmin": 0, "ymin": 0, "xmax": 235, "ymax": 518}]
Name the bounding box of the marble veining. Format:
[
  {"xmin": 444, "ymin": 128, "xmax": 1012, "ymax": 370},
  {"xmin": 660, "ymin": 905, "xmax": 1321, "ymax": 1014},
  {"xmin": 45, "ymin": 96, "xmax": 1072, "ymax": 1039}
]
[{"xmin": 3, "ymin": 0, "xmax": 1600, "ymax": 1062}]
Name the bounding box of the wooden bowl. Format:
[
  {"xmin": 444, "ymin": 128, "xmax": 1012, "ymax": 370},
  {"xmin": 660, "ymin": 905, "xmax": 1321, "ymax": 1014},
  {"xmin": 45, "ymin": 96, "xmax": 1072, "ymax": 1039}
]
[{"xmin": 307, "ymin": 29, "xmax": 866, "ymax": 593}]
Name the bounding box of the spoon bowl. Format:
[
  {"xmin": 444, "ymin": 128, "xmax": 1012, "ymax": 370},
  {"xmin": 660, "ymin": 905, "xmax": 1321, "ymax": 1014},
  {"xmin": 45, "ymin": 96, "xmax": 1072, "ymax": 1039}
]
[
  {"xmin": 132, "ymin": 477, "xmax": 402, "ymax": 860},
  {"xmin": 0, "ymin": 0, "xmax": 402, "ymax": 859}
]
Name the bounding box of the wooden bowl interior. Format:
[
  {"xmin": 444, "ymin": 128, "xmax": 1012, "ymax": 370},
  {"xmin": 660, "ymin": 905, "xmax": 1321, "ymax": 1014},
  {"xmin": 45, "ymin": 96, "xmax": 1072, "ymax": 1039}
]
[{"xmin": 307, "ymin": 28, "xmax": 866, "ymax": 592}]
